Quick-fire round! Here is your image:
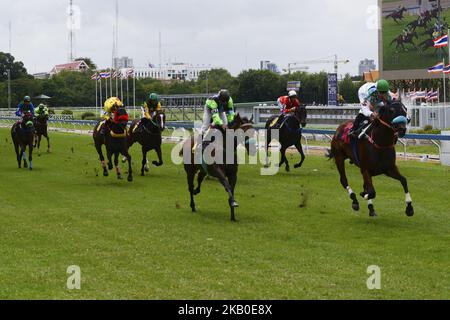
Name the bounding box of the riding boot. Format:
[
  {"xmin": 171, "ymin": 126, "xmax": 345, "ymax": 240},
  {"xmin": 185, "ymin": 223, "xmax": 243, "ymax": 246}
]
[{"xmin": 349, "ymin": 114, "xmax": 369, "ymax": 139}]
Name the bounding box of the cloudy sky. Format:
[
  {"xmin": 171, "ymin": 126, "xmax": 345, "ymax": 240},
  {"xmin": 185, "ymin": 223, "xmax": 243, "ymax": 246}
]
[{"xmin": 0, "ymin": 0, "xmax": 379, "ymax": 76}]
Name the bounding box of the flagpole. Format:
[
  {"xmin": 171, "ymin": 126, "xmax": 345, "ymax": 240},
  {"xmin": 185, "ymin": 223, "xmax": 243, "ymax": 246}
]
[
  {"xmin": 120, "ymin": 74, "xmax": 123, "ymax": 101},
  {"xmin": 99, "ymin": 78, "xmax": 103, "ymax": 117},
  {"xmin": 133, "ymin": 72, "xmax": 136, "ymax": 113},
  {"xmin": 443, "ymin": 58, "xmax": 447, "ymax": 107},
  {"xmin": 127, "ymin": 76, "xmax": 130, "ymax": 107},
  {"xmin": 95, "ymin": 73, "xmax": 98, "ymax": 112},
  {"xmin": 116, "ymin": 70, "xmax": 119, "ymax": 97},
  {"xmin": 110, "ymin": 69, "xmax": 113, "ymax": 97}
]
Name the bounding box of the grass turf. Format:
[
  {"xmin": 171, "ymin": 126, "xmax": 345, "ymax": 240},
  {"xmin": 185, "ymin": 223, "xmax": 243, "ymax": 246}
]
[{"xmin": 0, "ymin": 128, "xmax": 449, "ymax": 300}]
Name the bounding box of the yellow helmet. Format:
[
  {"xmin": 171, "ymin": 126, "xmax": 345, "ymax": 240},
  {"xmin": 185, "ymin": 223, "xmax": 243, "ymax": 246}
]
[{"xmin": 104, "ymin": 97, "xmax": 124, "ymax": 110}]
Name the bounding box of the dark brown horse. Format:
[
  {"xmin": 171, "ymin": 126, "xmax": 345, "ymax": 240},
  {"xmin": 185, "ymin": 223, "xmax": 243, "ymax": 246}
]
[
  {"xmin": 386, "ymin": 7, "xmax": 407, "ymax": 24},
  {"xmin": 34, "ymin": 115, "xmax": 51, "ymax": 154},
  {"xmin": 328, "ymin": 101, "xmax": 414, "ymax": 218},
  {"xmin": 11, "ymin": 112, "xmax": 35, "ymax": 170},
  {"xmin": 390, "ymin": 32, "xmax": 418, "ymax": 51},
  {"xmin": 265, "ymin": 105, "xmax": 307, "ymax": 172},
  {"xmin": 181, "ymin": 114, "xmax": 256, "ymax": 221},
  {"xmin": 127, "ymin": 111, "xmax": 166, "ymax": 176},
  {"xmin": 93, "ymin": 117, "xmax": 133, "ymax": 182}
]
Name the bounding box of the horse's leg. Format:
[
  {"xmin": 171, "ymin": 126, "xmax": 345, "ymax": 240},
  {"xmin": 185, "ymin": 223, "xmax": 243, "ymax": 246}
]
[
  {"xmin": 152, "ymin": 145, "xmax": 163, "ymax": 167},
  {"xmin": 37, "ymin": 135, "xmax": 42, "ymax": 156},
  {"xmin": 214, "ymin": 167, "xmax": 238, "ymax": 221},
  {"xmin": 279, "ymin": 147, "xmax": 290, "ymax": 172},
  {"xmin": 21, "ymin": 145, "xmax": 28, "ymax": 169},
  {"xmin": 227, "ymin": 169, "xmax": 239, "ymax": 222},
  {"xmin": 141, "ymin": 146, "xmax": 148, "ymax": 176},
  {"xmin": 14, "ymin": 141, "xmax": 21, "ymax": 169},
  {"xmin": 114, "ymin": 152, "xmax": 123, "ymax": 180},
  {"xmin": 194, "ymin": 170, "xmax": 207, "ymax": 195},
  {"xmin": 95, "ymin": 140, "xmax": 108, "ymax": 176},
  {"xmin": 264, "ymin": 129, "xmax": 271, "ymax": 168},
  {"xmin": 334, "ymin": 151, "xmax": 360, "ymax": 211},
  {"xmin": 28, "ymin": 141, "xmax": 33, "ymax": 171},
  {"xmin": 45, "ymin": 133, "xmax": 51, "ymax": 153},
  {"xmin": 123, "ymin": 145, "xmax": 133, "ymax": 182},
  {"xmin": 294, "ymin": 140, "xmax": 306, "ymax": 169},
  {"xmin": 385, "ymin": 167, "xmax": 414, "ymax": 217},
  {"xmin": 186, "ymin": 167, "xmax": 197, "ymax": 212},
  {"xmin": 360, "ymin": 170, "xmax": 377, "ymax": 217}
]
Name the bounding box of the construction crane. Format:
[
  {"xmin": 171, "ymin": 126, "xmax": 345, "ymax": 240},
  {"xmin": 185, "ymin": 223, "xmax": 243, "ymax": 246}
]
[{"xmin": 286, "ymin": 55, "xmax": 350, "ymax": 75}]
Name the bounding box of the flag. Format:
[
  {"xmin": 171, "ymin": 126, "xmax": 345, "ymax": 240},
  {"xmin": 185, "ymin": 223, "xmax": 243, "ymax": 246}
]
[
  {"xmin": 91, "ymin": 72, "xmax": 98, "ymax": 80},
  {"xmin": 443, "ymin": 64, "xmax": 450, "ymax": 74},
  {"xmin": 149, "ymin": 63, "xmax": 156, "ymax": 68},
  {"xmin": 112, "ymin": 70, "xmax": 120, "ymax": 79},
  {"xmin": 100, "ymin": 72, "xmax": 111, "ymax": 79},
  {"xmin": 126, "ymin": 69, "xmax": 135, "ymax": 78},
  {"xmin": 426, "ymin": 90, "xmax": 439, "ymax": 101},
  {"xmin": 428, "ymin": 62, "xmax": 444, "ymax": 73},
  {"xmin": 434, "ymin": 34, "xmax": 448, "ymax": 48}
]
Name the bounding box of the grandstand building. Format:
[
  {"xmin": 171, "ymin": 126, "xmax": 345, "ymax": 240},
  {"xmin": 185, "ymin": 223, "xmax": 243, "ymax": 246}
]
[{"xmin": 132, "ymin": 62, "xmax": 212, "ymax": 81}]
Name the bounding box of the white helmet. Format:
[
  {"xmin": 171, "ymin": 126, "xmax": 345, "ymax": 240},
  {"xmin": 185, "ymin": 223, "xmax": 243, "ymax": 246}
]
[{"xmin": 288, "ymin": 90, "xmax": 298, "ymax": 98}]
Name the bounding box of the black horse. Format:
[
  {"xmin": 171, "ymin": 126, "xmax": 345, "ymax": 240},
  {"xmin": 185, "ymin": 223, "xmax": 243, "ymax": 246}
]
[
  {"xmin": 390, "ymin": 32, "xmax": 418, "ymax": 51},
  {"xmin": 386, "ymin": 7, "xmax": 407, "ymax": 24},
  {"xmin": 93, "ymin": 116, "xmax": 133, "ymax": 182},
  {"xmin": 127, "ymin": 111, "xmax": 166, "ymax": 176},
  {"xmin": 328, "ymin": 101, "xmax": 413, "ymax": 218},
  {"xmin": 265, "ymin": 106, "xmax": 308, "ymax": 172},
  {"xmin": 34, "ymin": 115, "xmax": 51, "ymax": 154},
  {"xmin": 11, "ymin": 112, "xmax": 35, "ymax": 170},
  {"xmin": 182, "ymin": 114, "xmax": 256, "ymax": 221}
]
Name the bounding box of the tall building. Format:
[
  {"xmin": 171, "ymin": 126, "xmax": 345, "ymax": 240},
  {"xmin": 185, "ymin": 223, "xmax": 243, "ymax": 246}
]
[
  {"xmin": 260, "ymin": 60, "xmax": 280, "ymax": 74},
  {"xmin": 113, "ymin": 56, "xmax": 134, "ymax": 69},
  {"xmin": 358, "ymin": 59, "xmax": 376, "ymax": 76},
  {"xmin": 132, "ymin": 62, "xmax": 212, "ymax": 81}
]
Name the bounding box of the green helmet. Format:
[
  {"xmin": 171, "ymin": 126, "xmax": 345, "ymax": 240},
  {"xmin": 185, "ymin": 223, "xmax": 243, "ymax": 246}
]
[
  {"xmin": 376, "ymin": 80, "xmax": 390, "ymax": 93},
  {"xmin": 149, "ymin": 93, "xmax": 159, "ymax": 102},
  {"xmin": 24, "ymin": 96, "xmax": 31, "ymax": 102}
]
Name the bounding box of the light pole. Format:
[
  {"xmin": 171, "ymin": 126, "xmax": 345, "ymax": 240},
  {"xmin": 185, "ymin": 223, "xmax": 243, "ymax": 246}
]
[{"xmin": 3, "ymin": 69, "xmax": 11, "ymax": 110}]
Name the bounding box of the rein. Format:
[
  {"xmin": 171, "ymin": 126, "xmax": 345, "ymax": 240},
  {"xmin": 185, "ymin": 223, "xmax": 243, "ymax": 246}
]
[{"xmin": 367, "ymin": 117, "xmax": 397, "ymax": 149}]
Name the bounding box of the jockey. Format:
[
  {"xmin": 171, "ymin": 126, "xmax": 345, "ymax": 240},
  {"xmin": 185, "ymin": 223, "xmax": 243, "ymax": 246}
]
[
  {"xmin": 271, "ymin": 90, "xmax": 300, "ymax": 129},
  {"xmin": 350, "ymin": 79, "xmax": 393, "ymax": 139},
  {"xmin": 142, "ymin": 93, "xmax": 162, "ymax": 120},
  {"xmin": 103, "ymin": 97, "xmax": 124, "ymax": 120},
  {"xmin": 200, "ymin": 89, "xmax": 235, "ymax": 133},
  {"xmin": 99, "ymin": 97, "xmax": 124, "ymax": 134},
  {"xmin": 135, "ymin": 93, "xmax": 162, "ymax": 133},
  {"xmin": 16, "ymin": 96, "xmax": 35, "ymax": 118},
  {"xmin": 35, "ymin": 104, "xmax": 49, "ymax": 118},
  {"xmin": 401, "ymin": 28, "xmax": 409, "ymax": 41}
]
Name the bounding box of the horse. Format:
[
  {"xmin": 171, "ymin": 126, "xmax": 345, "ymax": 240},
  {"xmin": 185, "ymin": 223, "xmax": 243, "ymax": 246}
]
[
  {"xmin": 390, "ymin": 32, "xmax": 418, "ymax": 51},
  {"xmin": 181, "ymin": 114, "xmax": 256, "ymax": 221},
  {"xmin": 11, "ymin": 112, "xmax": 35, "ymax": 170},
  {"xmin": 418, "ymin": 38, "xmax": 438, "ymax": 52},
  {"xmin": 34, "ymin": 115, "xmax": 51, "ymax": 154},
  {"xmin": 127, "ymin": 111, "xmax": 166, "ymax": 176},
  {"xmin": 105, "ymin": 121, "xmax": 133, "ymax": 182},
  {"xmin": 93, "ymin": 116, "xmax": 133, "ymax": 182},
  {"xmin": 386, "ymin": 7, "xmax": 407, "ymax": 24},
  {"xmin": 264, "ymin": 105, "xmax": 308, "ymax": 172},
  {"xmin": 327, "ymin": 101, "xmax": 413, "ymax": 218},
  {"xmin": 407, "ymin": 16, "xmax": 431, "ymax": 31}
]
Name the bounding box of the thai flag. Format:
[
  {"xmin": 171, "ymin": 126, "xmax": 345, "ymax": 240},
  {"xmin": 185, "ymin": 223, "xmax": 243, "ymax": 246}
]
[
  {"xmin": 443, "ymin": 64, "xmax": 450, "ymax": 74},
  {"xmin": 126, "ymin": 69, "xmax": 134, "ymax": 77},
  {"xmin": 112, "ymin": 70, "xmax": 120, "ymax": 79},
  {"xmin": 100, "ymin": 72, "xmax": 111, "ymax": 79},
  {"xmin": 434, "ymin": 34, "xmax": 448, "ymax": 48},
  {"xmin": 426, "ymin": 91, "xmax": 438, "ymax": 101},
  {"xmin": 91, "ymin": 73, "xmax": 98, "ymax": 80},
  {"xmin": 428, "ymin": 62, "xmax": 444, "ymax": 73}
]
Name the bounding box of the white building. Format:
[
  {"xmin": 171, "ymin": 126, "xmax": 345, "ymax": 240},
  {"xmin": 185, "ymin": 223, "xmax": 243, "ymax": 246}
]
[
  {"xmin": 358, "ymin": 59, "xmax": 376, "ymax": 76},
  {"xmin": 114, "ymin": 56, "xmax": 134, "ymax": 69},
  {"xmin": 131, "ymin": 62, "xmax": 212, "ymax": 81},
  {"xmin": 260, "ymin": 60, "xmax": 280, "ymax": 74}
]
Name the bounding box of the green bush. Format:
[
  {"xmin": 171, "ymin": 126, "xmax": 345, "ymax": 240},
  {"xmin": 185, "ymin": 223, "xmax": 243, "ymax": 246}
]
[
  {"xmin": 83, "ymin": 115, "xmax": 98, "ymax": 121},
  {"xmin": 423, "ymin": 125, "xmax": 433, "ymax": 131},
  {"xmin": 61, "ymin": 109, "xmax": 73, "ymax": 115},
  {"xmin": 81, "ymin": 112, "xmax": 96, "ymax": 120},
  {"xmin": 48, "ymin": 109, "xmax": 55, "ymax": 115}
]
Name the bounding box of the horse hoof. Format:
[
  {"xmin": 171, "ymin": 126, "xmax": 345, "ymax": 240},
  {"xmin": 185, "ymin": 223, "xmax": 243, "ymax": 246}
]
[
  {"xmin": 285, "ymin": 167, "xmax": 290, "ymax": 173},
  {"xmin": 29, "ymin": 167, "xmax": 33, "ymax": 171},
  {"xmin": 141, "ymin": 172, "xmax": 145, "ymax": 177},
  {"xmin": 145, "ymin": 167, "xmax": 150, "ymax": 172},
  {"xmin": 127, "ymin": 176, "xmax": 133, "ymax": 182},
  {"xmin": 108, "ymin": 164, "xmax": 113, "ymax": 170},
  {"xmin": 230, "ymin": 201, "xmax": 239, "ymax": 208},
  {"xmin": 294, "ymin": 164, "xmax": 302, "ymax": 169},
  {"xmin": 103, "ymin": 171, "xmax": 109, "ymax": 177},
  {"xmin": 194, "ymin": 189, "xmax": 201, "ymax": 195},
  {"xmin": 352, "ymin": 203, "xmax": 360, "ymax": 212},
  {"xmin": 117, "ymin": 175, "xmax": 123, "ymax": 180},
  {"xmin": 406, "ymin": 203, "xmax": 415, "ymax": 217},
  {"xmin": 191, "ymin": 207, "xmax": 197, "ymax": 213},
  {"xmin": 152, "ymin": 161, "xmax": 162, "ymax": 167}
]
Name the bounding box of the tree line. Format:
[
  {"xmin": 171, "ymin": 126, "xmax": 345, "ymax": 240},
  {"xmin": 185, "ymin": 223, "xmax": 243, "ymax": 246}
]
[{"xmin": 1, "ymin": 52, "xmax": 366, "ymax": 108}]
